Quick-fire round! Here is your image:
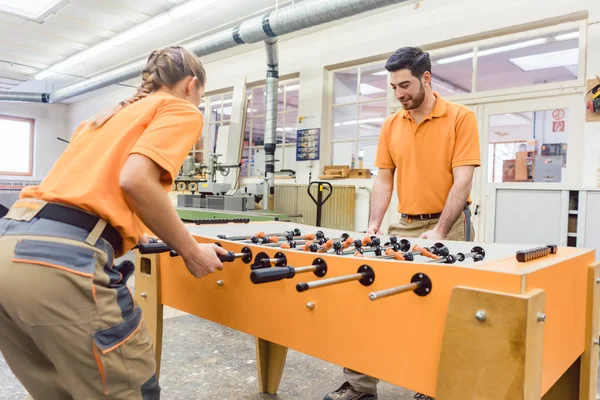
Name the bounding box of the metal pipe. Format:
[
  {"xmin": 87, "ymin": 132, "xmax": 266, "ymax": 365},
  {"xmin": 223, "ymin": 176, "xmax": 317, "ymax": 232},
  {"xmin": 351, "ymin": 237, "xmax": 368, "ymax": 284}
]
[
  {"xmin": 263, "ymin": 37, "xmax": 279, "ymax": 211},
  {"xmin": 0, "ymin": 0, "xmax": 408, "ymax": 103},
  {"xmin": 0, "ymin": 92, "xmax": 48, "ymax": 103}
]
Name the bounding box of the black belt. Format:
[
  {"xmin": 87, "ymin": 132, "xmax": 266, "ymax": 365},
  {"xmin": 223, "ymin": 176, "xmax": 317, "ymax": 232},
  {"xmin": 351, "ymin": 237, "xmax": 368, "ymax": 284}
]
[
  {"xmin": 401, "ymin": 212, "xmax": 441, "ymax": 220},
  {"xmin": 37, "ymin": 203, "xmax": 123, "ymax": 253}
]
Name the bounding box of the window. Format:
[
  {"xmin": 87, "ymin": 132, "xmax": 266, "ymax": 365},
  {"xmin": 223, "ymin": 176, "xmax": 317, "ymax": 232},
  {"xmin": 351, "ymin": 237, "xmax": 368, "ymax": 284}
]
[
  {"xmin": 192, "ymin": 90, "xmax": 233, "ymax": 165},
  {"xmin": 429, "ymin": 25, "xmax": 582, "ymax": 97},
  {"xmin": 331, "ymin": 63, "xmax": 387, "ymax": 174},
  {"xmin": 241, "ymin": 80, "xmax": 299, "ymax": 177},
  {"xmin": 487, "ymin": 109, "xmax": 569, "ymax": 183},
  {"xmin": 0, "ymin": 115, "xmax": 34, "ymax": 176}
]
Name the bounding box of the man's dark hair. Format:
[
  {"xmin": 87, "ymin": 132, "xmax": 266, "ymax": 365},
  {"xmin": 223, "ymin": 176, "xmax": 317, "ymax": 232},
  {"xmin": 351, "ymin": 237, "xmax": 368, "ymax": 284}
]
[{"xmin": 385, "ymin": 47, "xmax": 431, "ymax": 78}]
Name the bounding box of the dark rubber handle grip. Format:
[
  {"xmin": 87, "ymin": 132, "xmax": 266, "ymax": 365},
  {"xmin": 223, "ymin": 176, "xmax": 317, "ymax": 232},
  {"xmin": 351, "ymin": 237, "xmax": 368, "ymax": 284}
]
[
  {"xmin": 219, "ymin": 251, "xmax": 236, "ymax": 262},
  {"xmin": 137, "ymin": 243, "xmax": 171, "ymax": 254},
  {"xmin": 250, "ymin": 266, "xmax": 295, "ymax": 284}
]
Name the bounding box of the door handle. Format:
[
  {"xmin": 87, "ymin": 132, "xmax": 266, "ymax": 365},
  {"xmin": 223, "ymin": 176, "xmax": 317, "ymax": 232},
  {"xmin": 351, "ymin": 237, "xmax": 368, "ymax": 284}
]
[{"xmin": 475, "ymin": 205, "xmax": 480, "ymax": 215}]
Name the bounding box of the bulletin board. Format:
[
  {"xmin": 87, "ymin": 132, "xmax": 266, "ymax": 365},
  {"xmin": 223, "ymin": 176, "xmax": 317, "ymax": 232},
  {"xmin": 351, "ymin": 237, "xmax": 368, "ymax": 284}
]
[{"xmin": 586, "ymin": 77, "xmax": 600, "ymax": 122}]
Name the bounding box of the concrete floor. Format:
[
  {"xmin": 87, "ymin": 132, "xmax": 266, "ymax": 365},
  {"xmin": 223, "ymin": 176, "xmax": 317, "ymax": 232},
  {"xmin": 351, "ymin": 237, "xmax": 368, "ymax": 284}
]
[{"xmin": 0, "ymin": 313, "xmax": 414, "ymax": 399}]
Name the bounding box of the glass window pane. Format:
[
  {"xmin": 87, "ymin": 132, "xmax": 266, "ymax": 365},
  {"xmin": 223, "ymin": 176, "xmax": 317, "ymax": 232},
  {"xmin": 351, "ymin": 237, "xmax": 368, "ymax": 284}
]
[
  {"xmin": 359, "ymin": 64, "xmax": 387, "ymax": 102},
  {"xmin": 275, "ymin": 146, "xmax": 283, "ymax": 172},
  {"xmin": 488, "ymin": 108, "xmax": 568, "ymax": 183},
  {"xmin": 244, "ymin": 119, "xmax": 251, "ymax": 144},
  {"xmin": 222, "ymin": 92, "xmax": 233, "ymax": 120},
  {"xmin": 212, "ymin": 121, "xmax": 230, "ymax": 155},
  {"xmin": 286, "ymin": 83, "xmax": 299, "ymax": 112},
  {"xmin": 278, "ymin": 86, "xmax": 285, "ymax": 113},
  {"xmin": 430, "ymin": 50, "xmax": 474, "ymax": 95},
  {"xmin": 210, "ymin": 95, "xmax": 222, "ymax": 122},
  {"xmin": 252, "ymin": 87, "xmax": 265, "ymax": 116},
  {"xmin": 358, "ymin": 101, "xmax": 386, "ymax": 139},
  {"xmin": 358, "ymin": 140, "xmax": 379, "ymax": 174},
  {"xmin": 477, "ymin": 29, "xmax": 579, "ymax": 92},
  {"xmin": 284, "ymin": 112, "xmax": 298, "ymax": 144},
  {"xmin": 333, "ymin": 67, "xmax": 358, "ymax": 104},
  {"xmin": 276, "ymin": 114, "xmax": 284, "ymax": 145},
  {"xmin": 332, "ymin": 104, "xmax": 358, "ymax": 141},
  {"xmin": 283, "ymin": 145, "xmax": 296, "ymax": 171},
  {"xmin": 246, "ymin": 90, "xmax": 254, "ymax": 117},
  {"xmin": 252, "ymin": 116, "xmax": 265, "ymax": 146},
  {"xmin": 331, "ymin": 142, "xmax": 355, "ymax": 168}
]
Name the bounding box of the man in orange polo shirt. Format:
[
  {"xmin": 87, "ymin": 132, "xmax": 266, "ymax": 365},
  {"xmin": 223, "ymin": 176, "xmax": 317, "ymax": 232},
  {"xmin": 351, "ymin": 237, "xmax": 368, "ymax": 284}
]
[{"xmin": 324, "ymin": 47, "xmax": 480, "ymax": 400}]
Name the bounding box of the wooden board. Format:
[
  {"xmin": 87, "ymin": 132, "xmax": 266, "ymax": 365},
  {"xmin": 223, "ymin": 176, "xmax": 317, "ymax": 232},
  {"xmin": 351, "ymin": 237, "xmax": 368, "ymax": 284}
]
[{"xmin": 436, "ymin": 287, "xmax": 546, "ymax": 400}]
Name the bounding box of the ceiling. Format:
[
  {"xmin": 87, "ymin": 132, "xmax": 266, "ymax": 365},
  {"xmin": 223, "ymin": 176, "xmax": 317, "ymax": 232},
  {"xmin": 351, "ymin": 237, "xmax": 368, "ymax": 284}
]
[{"xmin": 0, "ymin": 0, "xmax": 294, "ymax": 94}]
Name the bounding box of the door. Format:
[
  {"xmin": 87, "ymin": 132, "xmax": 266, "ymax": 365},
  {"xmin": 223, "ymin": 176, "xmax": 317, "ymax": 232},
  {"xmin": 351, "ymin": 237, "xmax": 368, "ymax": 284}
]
[{"xmin": 479, "ymin": 94, "xmax": 584, "ymax": 243}]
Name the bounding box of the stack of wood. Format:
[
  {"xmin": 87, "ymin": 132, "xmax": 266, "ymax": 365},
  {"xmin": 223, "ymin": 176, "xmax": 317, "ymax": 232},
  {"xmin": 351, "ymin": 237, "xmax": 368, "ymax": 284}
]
[
  {"xmin": 319, "ymin": 165, "xmax": 349, "ymax": 179},
  {"xmin": 348, "ymin": 169, "xmax": 371, "ymax": 179},
  {"xmin": 318, "ymin": 166, "xmax": 372, "ymax": 179}
]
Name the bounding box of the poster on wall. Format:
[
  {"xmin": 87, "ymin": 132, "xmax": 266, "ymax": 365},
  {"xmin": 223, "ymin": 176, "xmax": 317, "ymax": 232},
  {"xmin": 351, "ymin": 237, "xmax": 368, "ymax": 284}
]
[{"xmin": 296, "ymin": 128, "xmax": 320, "ymax": 161}]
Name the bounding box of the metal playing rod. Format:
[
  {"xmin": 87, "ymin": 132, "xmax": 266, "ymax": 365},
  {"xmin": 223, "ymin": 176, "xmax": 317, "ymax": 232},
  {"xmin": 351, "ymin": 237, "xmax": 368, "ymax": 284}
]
[
  {"xmin": 296, "ymin": 265, "xmax": 374, "ymax": 292},
  {"xmin": 369, "ymin": 273, "xmax": 432, "ymax": 300}
]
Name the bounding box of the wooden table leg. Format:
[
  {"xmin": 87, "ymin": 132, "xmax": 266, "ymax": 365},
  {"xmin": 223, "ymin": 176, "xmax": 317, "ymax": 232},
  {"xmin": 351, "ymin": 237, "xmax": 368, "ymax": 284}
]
[
  {"xmin": 256, "ymin": 337, "xmax": 288, "ymax": 394},
  {"xmin": 135, "ymin": 252, "xmax": 164, "ymax": 379}
]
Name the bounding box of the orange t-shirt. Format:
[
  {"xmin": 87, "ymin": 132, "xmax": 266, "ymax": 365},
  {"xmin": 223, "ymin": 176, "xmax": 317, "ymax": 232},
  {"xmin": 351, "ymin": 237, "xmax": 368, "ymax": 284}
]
[
  {"xmin": 375, "ymin": 93, "xmax": 480, "ymax": 215},
  {"xmin": 20, "ymin": 91, "xmax": 203, "ymax": 256}
]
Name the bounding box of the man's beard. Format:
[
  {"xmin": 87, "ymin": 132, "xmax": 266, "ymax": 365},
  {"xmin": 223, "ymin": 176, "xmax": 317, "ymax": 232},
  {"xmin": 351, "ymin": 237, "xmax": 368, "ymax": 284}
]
[{"xmin": 400, "ymin": 82, "xmax": 426, "ymax": 110}]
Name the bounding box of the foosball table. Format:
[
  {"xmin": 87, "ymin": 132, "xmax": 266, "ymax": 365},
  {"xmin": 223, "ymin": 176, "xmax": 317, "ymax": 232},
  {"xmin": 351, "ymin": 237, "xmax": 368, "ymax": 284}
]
[{"xmin": 133, "ymin": 221, "xmax": 599, "ymax": 399}]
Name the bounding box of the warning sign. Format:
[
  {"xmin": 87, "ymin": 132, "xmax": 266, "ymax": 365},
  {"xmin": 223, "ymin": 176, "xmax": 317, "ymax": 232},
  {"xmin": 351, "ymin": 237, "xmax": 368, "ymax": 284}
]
[
  {"xmin": 553, "ymin": 120, "xmax": 565, "ymax": 132},
  {"xmin": 552, "ymin": 109, "xmax": 565, "ymax": 120}
]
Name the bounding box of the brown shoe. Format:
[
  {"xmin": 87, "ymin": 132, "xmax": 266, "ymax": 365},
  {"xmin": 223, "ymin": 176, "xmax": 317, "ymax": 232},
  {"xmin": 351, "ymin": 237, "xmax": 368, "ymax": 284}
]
[{"xmin": 323, "ymin": 382, "xmax": 377, "ymax": 400}]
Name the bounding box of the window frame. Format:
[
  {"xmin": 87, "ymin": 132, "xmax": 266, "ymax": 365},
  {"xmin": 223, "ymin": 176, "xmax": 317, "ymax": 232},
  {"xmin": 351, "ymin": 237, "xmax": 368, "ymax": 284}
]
[
  {"xmin": 425, "ymin": 20, "xmax": 587, "ymax": 102},
  {"xmin": 242, "ymin": 78, "xmax": 300, "ymax": 178},
  {"xmin": 0, "ymin": 114, "xmax": 34, "ymax": 176},
  {"xmin": 193, "ymin": 89, "xmax": 234, "ymax": 164},
  {"xmin": 329, "ymin": 61, "xmax": 389, "ymax": 173}
]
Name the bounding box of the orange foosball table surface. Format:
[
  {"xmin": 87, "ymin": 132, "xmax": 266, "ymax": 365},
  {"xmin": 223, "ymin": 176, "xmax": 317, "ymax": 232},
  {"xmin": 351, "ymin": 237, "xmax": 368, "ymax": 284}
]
[{"xmin": 134, "ymin": 221, "xmax": 599, "ymax": 400}]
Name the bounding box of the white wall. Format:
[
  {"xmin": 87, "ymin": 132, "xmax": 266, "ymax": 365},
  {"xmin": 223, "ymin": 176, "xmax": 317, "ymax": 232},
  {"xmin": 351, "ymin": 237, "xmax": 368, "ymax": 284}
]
[
  {"xmin": 583, "ymin": 21, "xmax": 600, "ymax": 189},
  {"xmin": 65, "ymin": 0, "xmax": 600, "ymax": 232},
  {"xmin": 0, "ymin": 102, "xmax": 68, "ymax": 182}
]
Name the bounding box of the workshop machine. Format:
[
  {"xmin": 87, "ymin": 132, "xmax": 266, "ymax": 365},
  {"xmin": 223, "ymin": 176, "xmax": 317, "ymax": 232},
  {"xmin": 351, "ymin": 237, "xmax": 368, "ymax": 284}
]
[{"xmin": 134, "ymin": 221, "xmax": 599, "ymax": 400}]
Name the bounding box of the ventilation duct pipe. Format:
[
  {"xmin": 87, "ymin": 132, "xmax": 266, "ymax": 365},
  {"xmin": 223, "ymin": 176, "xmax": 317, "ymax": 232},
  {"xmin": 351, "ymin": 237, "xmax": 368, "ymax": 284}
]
[
  {"xmin": 263, "ymin": 37, "xmax": 279, "ymax": 211},
  {"xmin": 0, "ymin": 92, "xmax": 48, "ymax": 103},
  {"xmin": 0, "ymin": 0, "xmax": 408, "ymax": 103}
]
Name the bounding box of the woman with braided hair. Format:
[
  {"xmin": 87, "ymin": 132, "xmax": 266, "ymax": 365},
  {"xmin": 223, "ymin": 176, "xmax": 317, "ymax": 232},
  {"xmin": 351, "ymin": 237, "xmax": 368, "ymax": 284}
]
[{"xmin": 0, "ymin": 46, "xmax": 227, "ymax": 399}]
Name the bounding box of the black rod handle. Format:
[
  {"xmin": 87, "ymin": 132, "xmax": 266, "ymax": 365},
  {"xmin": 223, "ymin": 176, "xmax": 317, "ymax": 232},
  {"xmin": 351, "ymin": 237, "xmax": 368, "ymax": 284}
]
[{"xmin": 250, "ymin": 266, "xmax": 296, "ymax": 284}]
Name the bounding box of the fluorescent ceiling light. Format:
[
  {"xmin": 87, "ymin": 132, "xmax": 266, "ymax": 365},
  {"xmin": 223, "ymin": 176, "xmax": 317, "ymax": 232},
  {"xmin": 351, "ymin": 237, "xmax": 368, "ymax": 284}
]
[
  {"xmin": 555, "ymin": 32, "xmax": 579, "ymax": 41},
  {"xmin": 170, "ymin": 0, "xmax": 214, "ymax": 18},
  {"xmin": 509, "ymin": 48, "xmax": 579, "ymax": 71},
  {"xmin": 110, "ymin": 14, "xmax": 171, "ymax": 46},
  {"xmin": 0, "ymin": 0, "xmax": 67, "ymax": 21},
  {"xmin": 373, "ymin": 70, "xmax": 388, "ymax": 76},
  {"xmin": 436, "ymin": 38, "xmax": 548, "ymax": 65}
]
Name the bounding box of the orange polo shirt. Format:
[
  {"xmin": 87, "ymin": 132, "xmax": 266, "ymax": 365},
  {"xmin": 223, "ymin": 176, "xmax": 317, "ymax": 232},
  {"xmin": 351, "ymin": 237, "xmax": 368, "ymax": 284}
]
[
  {"xmin": 375, "ymin": 93, "xmax": 480, "ymax": 215},
  {"xmin": 20, "ymin": 91, "xmax": 203, "ymax": 256}
]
